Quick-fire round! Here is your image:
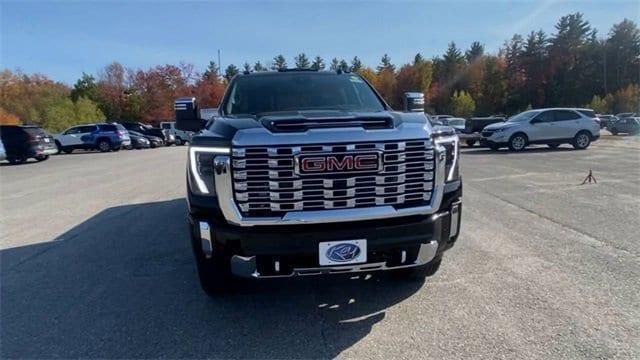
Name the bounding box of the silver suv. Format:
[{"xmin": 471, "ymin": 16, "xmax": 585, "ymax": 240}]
[{"xmin": 481, "ymin": 108, "xmax": 600, "ymax": 151}]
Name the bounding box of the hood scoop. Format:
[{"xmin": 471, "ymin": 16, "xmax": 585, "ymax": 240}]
[{"xmin": 262, "ymin": 114, "xmax": 394, "ymax": 132}]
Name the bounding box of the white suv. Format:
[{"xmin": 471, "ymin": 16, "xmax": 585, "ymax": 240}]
[{"xmin": 481, "ymin": 108, "xmax": 600, "ymax": 151}]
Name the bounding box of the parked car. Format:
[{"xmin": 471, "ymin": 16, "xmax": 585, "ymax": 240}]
[
  {"xmin": 441, "ymin": 117, "xmax": 466, "ymax": 132},
  {"xmin": 119, "ymin": 122, "xmax": 174, "ymax": 146},
  {"xmin": 607, "ymin": 117, "xmax": 640, "ymax": 135},
  {"xmin": 460, "ymin": 116, "xmax": 506, "ymax": 146},
  {"xmin": 160, "ymin": 121, "xmax": 192, "ymax": 145},
  {"xmin": 129, "ymin": 130, "xmax": 163, "ymax": 148},
  {"xmin": 596, "ymin": 114, "xmax": 618, "ymax": 129},
  {"xmin": 125, "ymin": 131, "xmax": 151, "ymax": 149},
  {"xmin": 0, "ymin": 140, "xmax": 5, "ymax": 162},
  {"xmin": 433, "ymin": 114, "xmax": 454, "ymax": 121},
  {"xmin": 616, "ymin": 112, "xmax": 636, "ymax": 119},
  {"xmin": 481, "ymin": 108, "xmax": 600, "ymax": 151},
  {"xmin": 0, "ymin": 125, "xmax": 58, "ymax": 164},
  {"xmin": 54, "ymin": 123, "xmax": 130, "ymax": 153}
]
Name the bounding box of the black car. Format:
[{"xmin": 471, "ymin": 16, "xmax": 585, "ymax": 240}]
[
  {"xmin": 119, "ymin": 122, "xmax": 173, "ymax": 145},
  {"xmin": 126, "ymin": 131, "xmax": 151, "ymax": 149},
  {"xmin": 607, "ymin": 117, "xmax": 640, "ymax": 135},
  {"xmin": 0, "ymin": 125, "xmax": 58, "ymax": 164},
  {"xmin": 129, "ymin": 131, "xmax": 163, "ymax": 148}
]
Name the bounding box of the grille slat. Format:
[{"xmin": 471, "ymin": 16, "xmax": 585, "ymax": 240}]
[{"xmin": 232, "ymin": 140, "xmax": 435, "ymax": 216}]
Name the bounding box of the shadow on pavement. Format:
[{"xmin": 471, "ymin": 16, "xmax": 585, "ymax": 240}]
[{"xmin": 1, "ymin": 199, "xmax": 423, "ymax": 358}]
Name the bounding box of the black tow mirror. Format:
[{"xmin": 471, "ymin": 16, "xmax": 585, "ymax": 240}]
[{"xmin": 175, "ymin": 97, "xmax": 205, "ymax": 131}]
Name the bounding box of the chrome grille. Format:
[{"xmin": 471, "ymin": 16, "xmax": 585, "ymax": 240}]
[{"xmin": 231, "ymin": 140, "xmax": 435, "ymax": 216}]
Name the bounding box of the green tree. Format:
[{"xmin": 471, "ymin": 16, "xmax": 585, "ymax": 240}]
[
  {"xmin": 311, "ymin": 56, "xmax": 325, "ymax": 70},
  {"xmin": 449, "ymin": 90, "xmax": 476, "ymax": 118},
  {"xmin": 242, "ymin": 62, "xmax": 252, "ymax": 73},
  {"xmin": 224, "ymin": 64, "xmax": 239, "ymax": 81},
  {"xmin": 377, "ymin": 54, "xmax": 395, "ymax": 73},
  {"xmin": 339, "ymin": 59, "xmax": 349, "ymax": 72},
  {"xmin": 351, "ymin": 56, "xmax": 363, "ymax": 73},
  {"xmin": 329, "ymin": 58, "xmax": 340, "ymax": 71},
  {"xmin": 70, "ymin": 73, "xmax": 99, "ymax": 102},
  {"xmin": 612, "ymin": 84, "xmax": 640, "ymax": 113},
  {"xmin": 587, "ymin": 94, "xmax": 609, "ymax": 113},
  {"xmin": 74, "ymin": 97, "xmax": 106, "ymax": 123},
  {"xmin": 42, "ymin": 97, "xmax": 76, "ymax": 132},
  {"xmin": 253, "ymin": 61, "xmax": 267, "ymax": 72},
  {"xmin": 271, "ymin": 55, "xmax": 287, "ymax": 70},
  {"xmin": 294, "ymin": 53, "xmax": 310, "ymax": 69},
  {"xmin": 605, "ymin": 19, "xmax": 640, "ymax": 91},
  {"xmin": 203, "ymin": 61, "xmax": 220, "ymax": 79},
  {"xmin": 465, "ymin": 42, "xmax": 485, "ymax": 62}
]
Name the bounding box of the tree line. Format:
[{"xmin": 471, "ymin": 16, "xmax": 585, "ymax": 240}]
[{"xmin": 0, "ymin": 13, "xmax": 638, "ymax": 132}]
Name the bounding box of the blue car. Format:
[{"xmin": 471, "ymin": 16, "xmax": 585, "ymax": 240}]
[{"xmin": 54, "ymin": 123, "xmax": 131, "ymax": 153}]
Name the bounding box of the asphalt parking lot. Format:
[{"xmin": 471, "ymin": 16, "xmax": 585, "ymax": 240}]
[{"xmin": 1, "ymin": 137, "xmax": 639, "ymax": 359}]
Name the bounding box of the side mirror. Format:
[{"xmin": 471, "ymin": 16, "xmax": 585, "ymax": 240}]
[{"xmin": 175, "ymin": 97, "xmax": 205, "ymax": 132}]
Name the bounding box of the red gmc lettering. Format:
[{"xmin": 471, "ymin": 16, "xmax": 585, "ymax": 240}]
[
  {"xmin": 300, "ymin": 154, "xmax": 380, "ymax": 173},
  {"xmin": 301, "ymin": 157, "xmax": 326, "ymax": 172},
  {"xmin": 326, "ymin": 156, "xmax": 353, "ymax": 171}
]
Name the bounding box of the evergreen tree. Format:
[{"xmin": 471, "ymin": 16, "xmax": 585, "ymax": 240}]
[
  {"xmin": 377, "ymin": 54, "xmax": 395, "ymax": 73},
  {"xmin": 224, "ymin": 64, "xmax": 239, "ymax": 81},
  {"xmin": 271, "ymin": 55, "xmax": 287, "ymax": 70},
  {"xmin": 294, "ymin": 53, "xmax": 310, "ymax": 69},
  {"xmin": 465, "ymin": 42, "xmax": 485, "ymax": 62},
  {"xmin": 253, "ymin": 61, "xmax": 267, "ymax": 72},
  {"xmin": 242, "ymin": 62, "xmax": 252, "ymax": 73},
  {"xmin": 311, "ymin": 56, "xmax": 325, "ymax": 70},
  {"xmin": 329, "ymin": 58, "xmax": 340, "ymax": 71},
  {"xmin": 351, "ymin": 56, "xmax": 363, "ymax": 72},
  {"xmin": 339, "ymin": 59, "xmax": 350, "ymax": 72}
]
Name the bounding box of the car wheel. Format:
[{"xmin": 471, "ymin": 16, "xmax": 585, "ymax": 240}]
[
  {"xmin": 572, "ymin": 131, "xmax": 591, "ymax": 150},
  {"xmin": 547, "ymin": 144, "xmax": 560, "ymax": 149},
  {"xmin": 393, "ymin": 255, "xmax": 442, "ymax": 281},
  {"xmin": 465, "ymin": 140, "xmax": 476, "ymax": 147},
  {"xmin": 508, "ymin": 133, "xmax": 528, "ymax": 151},
  {"xmin": 35, "ymin": 155, "xmax": 49, "ymax": 162},
  {"xmin": 97, "ymin": 139, "xmax": 111, "ymax": 152},
  {"xmin": 8, "ymin": 156, "xmax": 26, "ymax": 165},
  {"xmin": 175, "ymin": 137, "xmax": 183, "ymax": 146},
  {"xmin": 610, "ymin": 128, "xmax": 618, "ymax": 135}
]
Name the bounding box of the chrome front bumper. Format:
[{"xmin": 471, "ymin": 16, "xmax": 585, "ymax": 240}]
[
  {"xmin": 212, "ymin": 143, "xmax": 448, "ymax": 227},
  {"xmin": 229, "ymin": 240, "xmax": 439, "ymax": 279}
]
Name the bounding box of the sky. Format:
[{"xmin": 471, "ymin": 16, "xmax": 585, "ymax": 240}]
[{"xmin": 2, "ymin": 0, "xmax": 638, "ymax": 84}]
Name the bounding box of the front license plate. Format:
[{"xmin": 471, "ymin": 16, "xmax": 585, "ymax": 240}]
[
  {"xmin": 319, "ymin": 239, "xmax": 367, "ymax": 266},
  {"xmin": 44, "ymin": 138, "xmax": 50, "ymax": 143}
]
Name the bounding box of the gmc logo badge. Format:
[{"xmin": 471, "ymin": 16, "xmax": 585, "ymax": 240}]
[{"xmin": 296, "ymin": 153, "xmax": 381, "ymax": 174}]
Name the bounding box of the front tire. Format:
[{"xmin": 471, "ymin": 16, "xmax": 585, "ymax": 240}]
[
  {"xmin": 572, "ymin": 131, "xmax": 591, "ymax": 150},
  {"xmin": 508, "ymin": 133, "xmax": 528, "ymax": 151},
  {"xmin": 393, "ymin": 255, "xmax": 442, "ymax": 281},
  {"xmin": 191, "ymin": 225, "xmax": 233, "ymax": 296}
]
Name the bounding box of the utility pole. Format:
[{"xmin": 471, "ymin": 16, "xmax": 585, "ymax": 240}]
[{"xmin": 218, "ymin": 49, "xmax": 221, "ymax": 78}]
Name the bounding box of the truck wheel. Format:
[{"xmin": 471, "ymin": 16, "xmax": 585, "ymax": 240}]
[
  {"xmin": 175, "ymin": 137, "xmax": 183, "ymax": 146},
  {"xmin": 610, "ymin": 128, "xmax": 618, "ymax": 135},
  {"xmin": 465, "ymin": 140, "xmax": 476, "ymax": 147},
  {"xmin": 97, "ymin": 139, "xmax": 111, "ymax": 152},
  {"xmin": 394, "ymin": 255, "xmax": 442, "ymax": 281},
  {"xmin": 191, "ymin": 226, "xmax": 233, "ymax": 296},
  {"xmin": 572, "ymin": 131, "xmax": 591, "ymax": 150}
]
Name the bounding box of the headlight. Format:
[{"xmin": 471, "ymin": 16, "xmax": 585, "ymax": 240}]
[
  {"xmin": 434, "ymin": 135, "xmax": 460, "ymax": 182},
  {"xmin": 189, "ymin": 146, "xmax": 229, "ymax": 195}
]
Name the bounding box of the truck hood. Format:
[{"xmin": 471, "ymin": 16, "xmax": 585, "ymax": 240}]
[{"xmin": 191, "ymin": 110, "xmax": 434, "ymax": 147}]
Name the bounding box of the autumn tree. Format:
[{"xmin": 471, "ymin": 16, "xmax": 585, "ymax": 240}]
[
  {"xmin": 587, "ymin": 95, "xmax": 609, "ymax": 113},
  {"xmin": 0, "ymin": 107, "xmax": 20, "ymax": 125}
]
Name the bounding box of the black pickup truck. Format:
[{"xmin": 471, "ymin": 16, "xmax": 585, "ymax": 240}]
[{"xmin": 175, "ymin": 70, "xmax": 463, "ymax": 295}]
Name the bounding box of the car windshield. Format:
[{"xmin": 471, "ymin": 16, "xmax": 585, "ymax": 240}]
[
  {"xmin": 447, "ymin": 119, "xmax": 465, "ymax": 126},
  {"xmin": 223, "ymin": 73, "xmax": 385, "ymax": 116},
  {"xmin": 507, "ymin": 110, "xmax": 541, "ymax": 122}
]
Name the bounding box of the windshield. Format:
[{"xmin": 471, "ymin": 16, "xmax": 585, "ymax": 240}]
[
  {"xmin": 223, "ymin": 73, "xmax": 385, "ymax": 116},
  {"xmin": 507, "ymin": 110, "xmax": 541, "ymax": 122},
  {"xmin": 447, "ymin": 119, "xmax": 465, "ymax": 126}
]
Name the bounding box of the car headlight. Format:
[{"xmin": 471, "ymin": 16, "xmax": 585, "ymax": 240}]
[
  {"xmin": 189, "ymin": 146, "xmax": 229, "ymax": 195},
  {"xmin": 434, "ymin": 135, "xmax": 460, "ymax": 182}
]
